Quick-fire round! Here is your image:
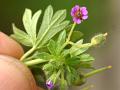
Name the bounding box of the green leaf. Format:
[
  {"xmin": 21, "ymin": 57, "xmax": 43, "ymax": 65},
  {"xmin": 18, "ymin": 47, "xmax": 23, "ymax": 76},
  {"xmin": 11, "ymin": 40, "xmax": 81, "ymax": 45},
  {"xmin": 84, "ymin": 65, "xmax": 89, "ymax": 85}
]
[
  {"xmin": 70, "ymin": 46, "xmax": 88, "ymax": 57},
  {"xmin": 56, "ymin": 30, "xmax": 66, "ymax": 54},
  {"xmin": 31, "ymin": 52, "xmax": 51, "ymax": 60},
  {"xmin": 57, "ymin": 30, "xmax": 66, "ymax": 46},
  {"xmin": 47, "ymin": 40, "xmax": 57, "ymax": 55},
  {"xmin": 80, "ymin": 54, "xmax": 95, "ymax": 62},
  {"xmin": 41, "ymin": 21, "xmax": 69, "ymax": 46},
  {"xmin": 71, "ymin": 31, "xmax": 83, "ymax": 42},
  {"xmin": 11, "ymin": 24, "xmax": 32, "ymax": 46},
  {"xmin": 23, "ymin": 8, "xmax": 42, "ymax": 44},
  {"xmin": 61, "ymin": 49, "xmax": 70, "ymax": 57},
  {"xmin": 37, "ymin": 5, "xmax": 53, "ymax": 39},
  {"xmin": 66, "ymin": 67, "xmax": 80, "ymax": 85},
  {"xmin": 78, "ymin": 62, "xmax": 94, "ymax": 69},
  {"xmin": 12, "ymin": 8, "xmax": 42, "ymax": 47},
  {"xmin": 70, "ymin": 40, "xmax": 91, "ymax": 57},
  {"xmin": 37, "ymin": 5, "xmax": 69, "ymax": 48},
  {"xmin": 65, "ymin": 56, "xmax": 81, "ymax": 67},
  {"xmin": 23, "ymin": 9, "xmax": 32, "ymax": 33}
]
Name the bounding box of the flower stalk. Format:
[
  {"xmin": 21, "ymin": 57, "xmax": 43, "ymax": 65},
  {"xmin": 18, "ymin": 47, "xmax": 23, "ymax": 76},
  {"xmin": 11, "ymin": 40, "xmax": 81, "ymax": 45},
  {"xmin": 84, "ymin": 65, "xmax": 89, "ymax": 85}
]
[
  {"xmin": 20, "ymin": 46, "xmax": 36, "ymax": 61},
  {"xmin": 84, "ymin": 66, "xmax": 112, "ymax": 78},
  {"xmin": 61, "ymin": 22, "xmax": 76, "ymax": 49},
  {"xmin": 66, "ymin": 22, "xmax": 76, "ymax": 43},
  {"xmin": 23, "ymin": 59, "xmax": 48, "ymax": 66}
]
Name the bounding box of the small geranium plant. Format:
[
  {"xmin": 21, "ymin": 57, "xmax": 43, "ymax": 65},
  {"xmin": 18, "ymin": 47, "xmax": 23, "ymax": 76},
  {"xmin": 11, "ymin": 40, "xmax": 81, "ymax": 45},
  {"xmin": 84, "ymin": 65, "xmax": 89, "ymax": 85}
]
[{"xmin": 11, "ymin": 5, "xmax": 111, "ymax": 90}]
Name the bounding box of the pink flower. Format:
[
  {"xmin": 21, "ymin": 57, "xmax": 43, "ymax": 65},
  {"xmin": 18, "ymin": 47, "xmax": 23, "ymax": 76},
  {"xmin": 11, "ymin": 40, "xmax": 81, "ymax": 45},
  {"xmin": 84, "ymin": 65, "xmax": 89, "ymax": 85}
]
[{"xmin": 71, "ymin": 5, "xmax": 88, "ymax": 24}]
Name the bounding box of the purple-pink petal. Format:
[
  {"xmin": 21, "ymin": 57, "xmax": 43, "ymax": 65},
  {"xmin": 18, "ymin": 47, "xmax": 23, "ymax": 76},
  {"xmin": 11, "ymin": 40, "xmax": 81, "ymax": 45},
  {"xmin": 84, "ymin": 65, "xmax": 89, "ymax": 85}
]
[
  {"xmin": 82, "ymin": 15, "xmax": 88, "ymax": 20},
  {"xmin": 71, "ymin": 8, "xmax": 75, "ymax": 16},
  {"xmin": 74, "ymin": 5, "xmax": 80, "ymax": 11},
  {"xmin": 81, "ymin": 7, "xmax": 88, "ymax": 16},
  {"xmin": 73, "ymin": 17, "xmax": 81, "ymax": 24},
  {"xmin": 71, "ymin": 5, "xmax": 80, "ymax": 16},
  {"xmin": 46, "ymin": 80, "xmax": 54, "ymax": 89},
  {"xmin": 71, "ymin": 8, "xmax": 76, "ymax": 16},
  {"xmin": 80, "ymin": 7, "xmax": 87, "ymax": 10}
]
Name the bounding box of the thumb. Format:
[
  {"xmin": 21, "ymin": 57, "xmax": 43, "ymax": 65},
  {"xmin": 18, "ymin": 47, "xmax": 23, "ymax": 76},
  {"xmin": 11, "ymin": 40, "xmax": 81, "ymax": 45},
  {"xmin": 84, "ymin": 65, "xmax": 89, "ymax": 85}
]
[{"xmin": 0, "ymin": 55, "xmax": 39, "ymax": 90}]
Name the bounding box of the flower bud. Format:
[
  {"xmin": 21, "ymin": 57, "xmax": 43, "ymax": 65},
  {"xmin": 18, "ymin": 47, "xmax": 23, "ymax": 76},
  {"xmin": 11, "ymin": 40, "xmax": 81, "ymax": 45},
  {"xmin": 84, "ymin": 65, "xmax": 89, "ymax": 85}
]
[
  {"xmin": 91, "ymin": 33, "xmax": 107, "ymax": 46},
  {"xmin": 46, "ymin": 80, "xmax": 54, "ymax": 89}
]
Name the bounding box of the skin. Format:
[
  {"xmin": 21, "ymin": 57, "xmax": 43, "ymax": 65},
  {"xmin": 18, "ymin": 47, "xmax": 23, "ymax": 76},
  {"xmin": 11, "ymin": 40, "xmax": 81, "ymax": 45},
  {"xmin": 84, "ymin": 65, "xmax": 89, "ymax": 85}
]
[{"xmin": 0, "ymin": 32, "xmax": 43, "ymax": 90}]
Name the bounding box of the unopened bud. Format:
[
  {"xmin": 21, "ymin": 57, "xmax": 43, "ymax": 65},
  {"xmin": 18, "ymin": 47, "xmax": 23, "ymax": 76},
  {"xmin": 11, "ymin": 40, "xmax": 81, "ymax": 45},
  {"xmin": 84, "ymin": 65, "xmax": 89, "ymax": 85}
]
[{"xmin": 91, "ymin": 33, "xmax": 107, "ymax": 46}]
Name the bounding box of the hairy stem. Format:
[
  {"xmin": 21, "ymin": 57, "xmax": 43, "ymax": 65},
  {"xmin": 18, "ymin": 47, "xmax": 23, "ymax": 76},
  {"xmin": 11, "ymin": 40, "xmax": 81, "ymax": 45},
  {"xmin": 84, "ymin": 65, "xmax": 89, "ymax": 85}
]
[
  {"xmin": 61, "ymin": 22, "xmax": 76, "ymax": 49},
  {"xmin": 53, "ymin": 70, "xmax": 61, "ymax": 84},
  {"xmin": 84, "ymin": 66, "xmax": 112, "ymax": 78},
  {"xmin": 20, "ymin": 46, "xmax": 36, "ymax": 61},
  {"xmin": 23, "ymin": 59, "xmax": 48, "ymax": 66},
  {"xmin": 66, "ymin": 22, "xmax": 76, "ymax": 42}
]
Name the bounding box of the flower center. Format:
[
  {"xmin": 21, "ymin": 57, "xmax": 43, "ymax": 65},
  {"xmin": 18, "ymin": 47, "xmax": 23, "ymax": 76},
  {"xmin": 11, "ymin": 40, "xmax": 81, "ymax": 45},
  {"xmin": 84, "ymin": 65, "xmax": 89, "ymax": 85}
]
[{"xmin": 75, "ymin": 9, "xmax": 83, "ymax": 20}]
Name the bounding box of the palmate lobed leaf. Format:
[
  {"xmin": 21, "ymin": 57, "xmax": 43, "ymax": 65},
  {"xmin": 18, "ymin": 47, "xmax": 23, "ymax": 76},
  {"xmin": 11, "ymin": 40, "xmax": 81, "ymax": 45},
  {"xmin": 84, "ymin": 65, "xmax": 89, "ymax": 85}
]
[
  {"xmin": 23, "ymin": 9, "xmax": 42, "ymax": 44},
  {"xmin": 37, "ymin": 5, "xmax": 69, "ymax": 48},
  {"xmin": 12, "ymin": 8, "xmax": 42, "ymax": 47},
  {"xmin": 12, "ymin": 5, "xmax": 69, "ymax": 49}
]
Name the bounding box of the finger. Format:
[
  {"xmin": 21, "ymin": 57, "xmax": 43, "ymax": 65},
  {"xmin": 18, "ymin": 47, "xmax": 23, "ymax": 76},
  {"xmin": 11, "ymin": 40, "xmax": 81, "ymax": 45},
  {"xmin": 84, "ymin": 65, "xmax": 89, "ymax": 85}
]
[
  {"xmin": 0, "ymin": 55, "xmax": 40, "ymax": 90},
  {"xmin": 0, "ymin": 32, "xmax": 24, "ymax": 59}
]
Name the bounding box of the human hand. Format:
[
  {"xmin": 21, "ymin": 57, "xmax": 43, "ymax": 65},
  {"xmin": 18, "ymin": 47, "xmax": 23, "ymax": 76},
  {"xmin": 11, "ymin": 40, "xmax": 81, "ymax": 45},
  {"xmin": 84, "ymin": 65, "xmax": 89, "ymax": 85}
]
[{"xmin": 0, "ymin": 32, "xmax": 43, "ymax": 90}]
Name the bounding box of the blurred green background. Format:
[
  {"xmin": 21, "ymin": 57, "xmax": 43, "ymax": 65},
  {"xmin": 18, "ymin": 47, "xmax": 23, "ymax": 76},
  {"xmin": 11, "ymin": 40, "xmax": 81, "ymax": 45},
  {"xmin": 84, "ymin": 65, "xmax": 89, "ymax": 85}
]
[{"xmin": 0, "ymin": 0, "xmax": 119, "ymax": 90}]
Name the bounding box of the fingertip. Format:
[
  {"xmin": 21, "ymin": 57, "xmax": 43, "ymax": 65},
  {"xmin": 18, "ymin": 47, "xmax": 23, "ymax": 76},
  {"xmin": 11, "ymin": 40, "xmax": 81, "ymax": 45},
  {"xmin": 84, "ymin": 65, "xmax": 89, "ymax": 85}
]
[{"xmin": 0, "ymin": 32, "xmax": 24, "ymax": 59}]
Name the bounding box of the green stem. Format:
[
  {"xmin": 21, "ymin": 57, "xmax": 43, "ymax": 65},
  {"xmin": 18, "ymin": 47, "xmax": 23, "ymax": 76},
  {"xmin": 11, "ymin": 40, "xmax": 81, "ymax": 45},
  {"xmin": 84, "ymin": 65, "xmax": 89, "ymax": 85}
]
[
  {"xmin": 53, "ymin": 70, "xmax": 61, "ymax": 84},
  {"xmin": 66, "ymin": 22, "xmax": 76, "ymax": 42},
  {"xmin": 61, "ymin": 22, "xmax": 76, "ymax": 49},
  {"xmin": 84, "ymin": 66, "xmax": 112, "ymax": 78},
  {"xmin": 23, "ymin": 59, "xmax": 48, "ymax": 66},
  {"xmin": 20, "ymin": 46, "xmax": 36, "ymax": 61}
]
